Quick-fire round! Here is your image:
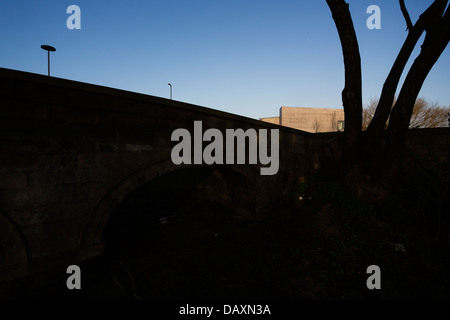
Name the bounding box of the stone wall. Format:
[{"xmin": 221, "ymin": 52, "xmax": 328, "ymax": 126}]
[
  {"xmin": 310, "ymin": 128, "xmax": 450, "ymax": 175},
  {"xmin": 0, "ymin": 67, "xmax": 315, "ymax": 285},
  {"xmin": 1, "ymin": 67, "xmax": 447, "ymax": 288}
]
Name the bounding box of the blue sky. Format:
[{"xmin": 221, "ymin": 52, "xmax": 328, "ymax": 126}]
[{"xmin": 1, "ymin": 0, "xmax": 449, "ymax": 119}]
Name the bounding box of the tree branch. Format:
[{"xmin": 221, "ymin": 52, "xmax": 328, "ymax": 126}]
[
  {"xmin": 380, "ymin": 5, "xmax": 450, "ymax": 184},
  {"xmin": 399, "ymin": 0, "xmax": 413, "ymax": 31},
  {"xmin": 366, "ymin": 0, "xmax": 448, "ymax": 138}
]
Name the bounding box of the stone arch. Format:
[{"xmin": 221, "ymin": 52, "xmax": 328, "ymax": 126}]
[{"xmin": 80, "ymin": 161, "xmax": 260, "ymax": 248}]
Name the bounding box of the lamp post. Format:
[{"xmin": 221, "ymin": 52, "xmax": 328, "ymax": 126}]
[
  {"xmin": 41, "ymin": 45, "xmax": 56, "ymax": 76},
  {"xmin": 168, "ymin": 83, "xmax": 172, "ymax": 100}
]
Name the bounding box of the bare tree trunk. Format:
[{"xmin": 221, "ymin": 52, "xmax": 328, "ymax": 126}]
[
  {"xmin": 326, "ymin": 0, "xmax": 449, "ymax": 205},
  {"xmin": 325, "ymin": 0, "xmax": 362, "ymax": 152},
  {"xmin": 367, "ymin": 0, "xmax": 448, "ymax": 139},
  {"xmin": 378, "ymin": 8, "xmax": 450, "ymax": 190}
]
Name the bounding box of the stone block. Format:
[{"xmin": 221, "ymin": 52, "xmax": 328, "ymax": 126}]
[
  {"xmin": 51, "ymin": 105, "xmax": 101, "ymax": 125},
  {"xmin": 28, "ymin": 166, "xmax": 110, "ymax": 187},
  {"xmin": 0, "ymin": 184, "xmax": 76, "ymax": 210},
  {"xmin": 0, "ymin": 169, "xmax": 28, "ymax": 189},
  {"xmin": 100, "ymin": 111, "xmax": 157, "ymax": 128},
  {"xmin": 33, "ymin": 154, "xmax": 77, "ymax": 170},
  {"xmin": 0, "ymin": 78, "xmax": 17, "ymax": 98},
  {"xmin": 0, "ymin": 98, "xmax": 51, "ymax": 121},
  {"xmin": 0, "ymin": 153, "xmax": 36, "ymax": 170},
  {"xmin": 75, "ymin": 181, "xmax": 110, "ymax": 201},
  {"xmin": 17, "ymin": 82, "xmax": 68, "ymax": 105}
]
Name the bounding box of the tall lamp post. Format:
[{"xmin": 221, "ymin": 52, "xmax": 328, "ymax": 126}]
[
  {"xmin": 41, "ymin": 45, "xmax": 56, "ymax": 76},
  {"xmin": 168, "ymin": 83, "xmax": 172, "ymax": 100}
]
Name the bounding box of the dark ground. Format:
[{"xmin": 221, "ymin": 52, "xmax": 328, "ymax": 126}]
[{"xmin": 7, "ymin": 166, "xmax": 450, "ymax": 301}]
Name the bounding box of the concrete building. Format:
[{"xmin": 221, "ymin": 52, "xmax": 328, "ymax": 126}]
[{"xmin": 260, "ymin": 106, "xmax": 345, "ymax": 133}]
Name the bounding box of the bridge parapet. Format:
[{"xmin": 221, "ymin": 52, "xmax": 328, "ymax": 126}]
[{"xmin": 0, "ymin": 68, "xmax": 315, "ymax": 286}]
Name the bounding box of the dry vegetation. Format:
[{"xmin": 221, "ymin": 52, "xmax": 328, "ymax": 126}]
[{"xmin": 363, "ymin": 97, "xmax": 450, "ymax": 130}]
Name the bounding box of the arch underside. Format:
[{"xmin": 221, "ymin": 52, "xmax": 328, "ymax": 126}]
[{"xmin": 81, "ymin": 161, "xmax": 263, "ymax": 248}]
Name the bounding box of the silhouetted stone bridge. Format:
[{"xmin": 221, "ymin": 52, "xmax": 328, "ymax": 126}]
[
  {"xmin": 2, "ymin": 68, "xmax": 448, "ymax": 295},
  {"xmin": 1, "ymin": 68, "xmax": 331, "ymax": 289}
]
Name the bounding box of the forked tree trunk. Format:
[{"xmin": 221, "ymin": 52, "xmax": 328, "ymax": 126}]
[{"xmin": 326, "ymin": 0, "xmax": 450, "ymax": 205}]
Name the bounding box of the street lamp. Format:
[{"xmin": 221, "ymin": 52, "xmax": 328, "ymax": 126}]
[
  {"xmin": 41, "ymin": 45, "xmax": 56, "ymax": 76},
  {"xmin": 168, "ymin": 83, "xmax": 172, "ymax": 100}
]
